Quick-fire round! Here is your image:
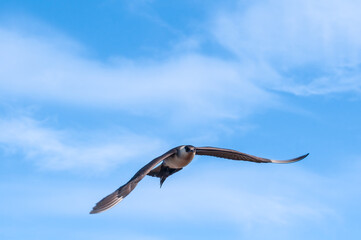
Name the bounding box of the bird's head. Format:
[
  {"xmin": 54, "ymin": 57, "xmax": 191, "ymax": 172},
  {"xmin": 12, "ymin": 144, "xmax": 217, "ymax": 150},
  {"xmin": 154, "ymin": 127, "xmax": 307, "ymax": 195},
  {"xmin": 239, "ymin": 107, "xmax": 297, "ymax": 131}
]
[
  {"xmin": 184, "ymin": 145, "xmax": 195, "ymax": 153},
  {"xmin": 176, "ymin": 145, "xmax": 196, "ymax": 158}
]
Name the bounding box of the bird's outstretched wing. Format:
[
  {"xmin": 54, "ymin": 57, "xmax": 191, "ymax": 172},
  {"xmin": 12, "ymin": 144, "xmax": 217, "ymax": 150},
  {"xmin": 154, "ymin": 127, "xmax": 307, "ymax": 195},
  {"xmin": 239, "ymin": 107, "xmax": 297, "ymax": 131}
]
[
  {"xmin": 90, "ymin": 148, "xmax": 177, "ymax": 214},
  {"xmin": 195, "ymin": 146, "xmax": 308, "ymax": 163}
]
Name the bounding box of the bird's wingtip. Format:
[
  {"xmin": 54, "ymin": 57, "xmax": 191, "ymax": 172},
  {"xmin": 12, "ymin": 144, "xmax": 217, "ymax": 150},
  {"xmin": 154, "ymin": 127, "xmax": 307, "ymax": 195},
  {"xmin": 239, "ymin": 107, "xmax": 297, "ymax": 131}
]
[
  {"xmin": 89, "ymin": 207, "xmax": 100, "ymax": 214},
  {"xmin": 89, "ymin": 190, "xmax": 124, "ymax": 215},
  {"xmin": 299, "ymin": 153, "xmax": 309, "ymax": 160},
  {"xmin": 271, "ymin": 153, "xmax": 309, "ymax": 163}
]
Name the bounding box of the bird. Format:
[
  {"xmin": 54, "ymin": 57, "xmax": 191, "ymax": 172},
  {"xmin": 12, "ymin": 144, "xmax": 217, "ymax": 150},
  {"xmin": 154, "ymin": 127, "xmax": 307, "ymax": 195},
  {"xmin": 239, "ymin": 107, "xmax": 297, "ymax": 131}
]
[{"xmin": 90, "ymin": 145, "xmax": 308, "ymax": 214}]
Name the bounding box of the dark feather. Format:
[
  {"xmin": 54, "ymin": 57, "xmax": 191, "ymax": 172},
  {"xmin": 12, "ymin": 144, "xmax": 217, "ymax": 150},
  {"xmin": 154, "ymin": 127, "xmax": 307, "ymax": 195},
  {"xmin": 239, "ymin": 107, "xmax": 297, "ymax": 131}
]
[
  {"xmin": 195, "ymin": 147, "xmax": 308, "ymax": 163},
  {"xmin": 90, "ymin": 148, "xmax": 177, "ymax": 214}
]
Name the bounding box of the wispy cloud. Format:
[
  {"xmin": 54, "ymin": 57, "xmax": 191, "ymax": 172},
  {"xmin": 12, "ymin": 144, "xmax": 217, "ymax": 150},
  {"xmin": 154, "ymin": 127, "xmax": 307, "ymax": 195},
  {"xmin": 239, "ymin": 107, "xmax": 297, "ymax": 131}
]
[
  {"xmin": 0, "ymin": 22, "xmax": 275, "ymax": 123},
  {"xmin": 0, "ymin": 116, "xmax": 162, "ymax": 171},
  {"xmin": 211, "ymin": 0, "xmax": 361, "ymax": 96}
]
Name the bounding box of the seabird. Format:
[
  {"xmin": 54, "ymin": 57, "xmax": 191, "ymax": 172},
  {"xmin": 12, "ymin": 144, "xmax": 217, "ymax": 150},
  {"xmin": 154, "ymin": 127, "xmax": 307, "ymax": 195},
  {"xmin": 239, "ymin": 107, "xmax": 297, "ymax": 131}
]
[{"xmin": 90, "ymin": 145, "xmax": 308, "ymax": 214}]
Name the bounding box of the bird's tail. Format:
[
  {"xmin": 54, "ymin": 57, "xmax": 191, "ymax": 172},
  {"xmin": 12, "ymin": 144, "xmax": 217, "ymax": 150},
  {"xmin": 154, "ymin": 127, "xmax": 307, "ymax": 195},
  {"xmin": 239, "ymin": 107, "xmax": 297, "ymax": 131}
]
[{"xmin": 147, "ymin": 165, "xmax": 182, "ymax": 187}]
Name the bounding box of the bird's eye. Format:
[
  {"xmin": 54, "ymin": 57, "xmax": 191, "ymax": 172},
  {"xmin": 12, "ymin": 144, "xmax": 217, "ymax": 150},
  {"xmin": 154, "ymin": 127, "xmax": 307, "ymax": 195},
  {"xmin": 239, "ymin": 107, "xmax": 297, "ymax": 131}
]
[{"xmin": 185, "ymin": 146, "xmax": 189, "ymax": 152}]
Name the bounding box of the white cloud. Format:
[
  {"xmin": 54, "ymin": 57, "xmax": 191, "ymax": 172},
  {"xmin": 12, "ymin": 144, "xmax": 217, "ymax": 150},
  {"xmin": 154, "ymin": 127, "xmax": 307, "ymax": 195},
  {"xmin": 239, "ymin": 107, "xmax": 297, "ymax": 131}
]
[
  {"xmin": 0, "ymin": 116, "xmax": 162, "ymax": 171},
  {"xmin": 0, "ymin": 1, "xmax": 360, "ymax": 124},
  {"xmin": 0, "ymin": 23, "xmax": 275, "ymax": 123},
  {"xmin": 211, "ymin": 0, "xmax": 361, "ymax": 95}
]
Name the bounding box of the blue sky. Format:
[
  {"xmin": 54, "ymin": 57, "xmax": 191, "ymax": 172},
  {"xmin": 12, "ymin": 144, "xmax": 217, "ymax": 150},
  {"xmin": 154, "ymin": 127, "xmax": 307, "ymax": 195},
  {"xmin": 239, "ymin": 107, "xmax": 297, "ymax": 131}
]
[{"xmin": 0, "ymin": 0, "xmax": 360, "ymax": 239}]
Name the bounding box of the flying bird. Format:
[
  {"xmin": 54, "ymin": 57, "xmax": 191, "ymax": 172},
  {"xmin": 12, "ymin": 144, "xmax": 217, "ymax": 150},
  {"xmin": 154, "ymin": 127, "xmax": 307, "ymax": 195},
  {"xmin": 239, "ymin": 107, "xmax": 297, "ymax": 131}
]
[{"xmin": 90, "ymin": 145, "xmax": 308, "ymax": 214}]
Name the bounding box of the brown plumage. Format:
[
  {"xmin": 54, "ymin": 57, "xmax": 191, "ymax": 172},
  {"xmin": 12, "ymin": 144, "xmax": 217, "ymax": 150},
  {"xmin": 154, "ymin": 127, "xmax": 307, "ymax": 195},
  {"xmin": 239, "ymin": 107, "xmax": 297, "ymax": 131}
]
[{"xmin": 90, "ymin": 145, "xmax": 308, "ymax": 214}]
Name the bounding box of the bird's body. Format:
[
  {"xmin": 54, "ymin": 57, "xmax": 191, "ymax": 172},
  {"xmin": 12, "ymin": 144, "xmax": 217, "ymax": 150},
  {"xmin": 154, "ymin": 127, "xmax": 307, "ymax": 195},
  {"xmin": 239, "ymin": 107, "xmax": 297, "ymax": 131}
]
[
  {"xmin": 147, "ymin": 145, "xmax": 196, "ymax": 187},
  {"xmin": 163, "ymin": 145, "xmax": 195, "ymax": 169},
  {"xmin": 90, "ymin": 145, "xmax": 308, "ymax": 214}
]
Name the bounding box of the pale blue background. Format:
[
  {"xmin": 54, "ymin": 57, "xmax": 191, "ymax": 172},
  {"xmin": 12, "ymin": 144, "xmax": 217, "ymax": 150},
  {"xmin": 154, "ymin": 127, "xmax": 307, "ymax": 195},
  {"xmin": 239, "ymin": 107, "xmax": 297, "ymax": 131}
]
[{"xmin": 0, "ymin": 1, "xmax": 360, "ymax": 239}]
